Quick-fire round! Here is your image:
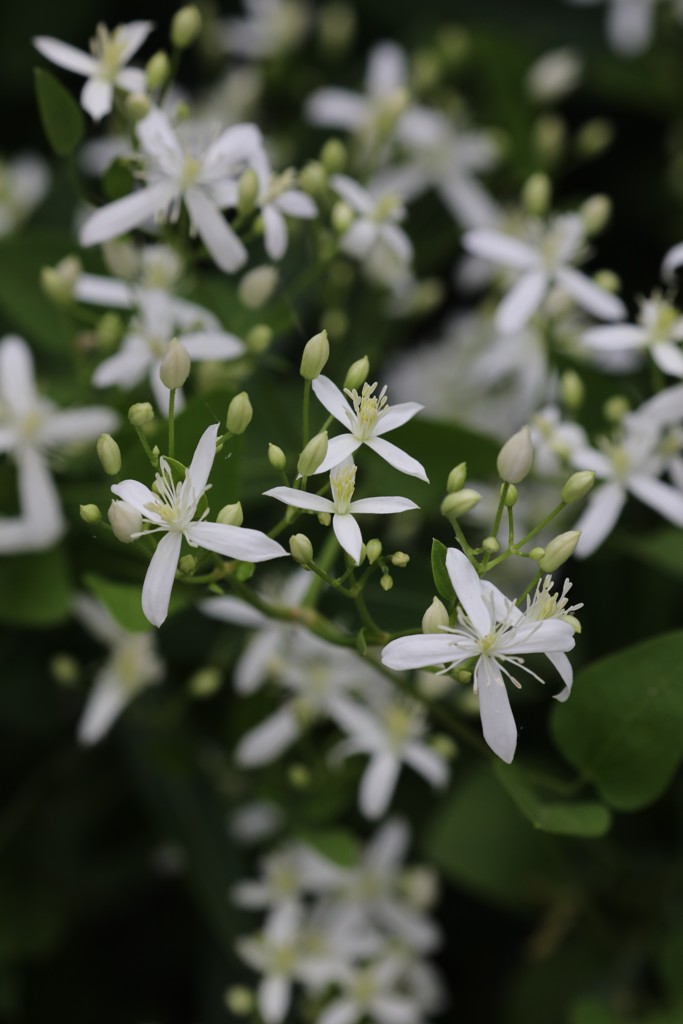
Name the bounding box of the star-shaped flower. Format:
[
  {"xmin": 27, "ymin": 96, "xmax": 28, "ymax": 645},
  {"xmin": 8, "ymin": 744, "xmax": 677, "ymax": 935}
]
[{"xmin": 581, "ymin": 292, "xmax": 683, "ymax": 378}]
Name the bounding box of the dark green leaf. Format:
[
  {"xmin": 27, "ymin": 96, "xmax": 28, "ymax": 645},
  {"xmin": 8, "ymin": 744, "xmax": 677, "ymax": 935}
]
[
  {"xmin": 0, "ymin": 546, "xmax": 70, "ymax": 626},
  {"xmin": 84, "ymin": 572, "xmax": 193, "ymax": 632},
  {"xmin": 299, "ymin": 828, "xmax": 360, "ymax": 867},
  {"xmin": 430, "ymin": 537, "xmax": 456, "ymax": 603},
  {"xmin": 493, "ymin": 761, "xmax": 612, "ymax": 837},
  {"xmin": 34, "ymin": 67, "xmax": 84, "ymax": 157}
]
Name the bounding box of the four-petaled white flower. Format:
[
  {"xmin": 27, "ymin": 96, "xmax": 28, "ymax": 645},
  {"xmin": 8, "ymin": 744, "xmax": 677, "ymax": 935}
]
[
  {"xmin": 566, "ymin": 0, "xmax": 672, "ymax": 57},
  {"xmin": 381, "ymin": 548, "xmax": 576, "ymax": 763},
  {"xmin": 310, "ymin": 375, "xmax": 428, "ymax": 481},
  {"xmin": 330, "ymin": 175, "xmax": 414, "ymax": 288},
  {"xmin": 34, "ymin": 21, "xmax": 153, "ymax": 122},
  {"xmin": 0, "ymin": 334, "xmax": 118, "ymax": 552},
  {"xmin": 0, "ymin": 154, "xmax": 50, "ymax": 237},
  {"xmin": 264, "ymin": 457, "xmax": 418, "ymax": 565},
  {"xmin": 581, "ymin": 292, "xmax": 683, "ymax": 378},
  {"xmin": 112, "ymin": 423, "xmax": 286, "ymax": 627},
  {"xmin": 79, "ymin": 108, "xmax": 265, "ymax": 273},
  {"xmin": 463, "ymin": 214, "xmax": 627, "ymax": 333}
]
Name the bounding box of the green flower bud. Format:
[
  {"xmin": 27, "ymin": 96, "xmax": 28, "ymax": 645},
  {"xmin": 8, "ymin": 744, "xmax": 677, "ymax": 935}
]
[
  {"xmin": 593, "ymin": 268, "xmax": 621, "ymax": 294},
  {"xmin": 431, "ymin": 734, "xmax": 458, "ymax": 760},
  {"xmin": 533, "ymin": 113, "xmax": 567, "ymax": 163},
  {"xmin": 289, "ymin": 533, "xmax": 313, "ymax": 565},
  {"xmin": 440, "ymin": 488, "xmax": 481, "ymax": 520},
  {"xmin": 238, "ymin": 265, "xmax": 278, "ymax": 309},
  {"xmin": 331, "ymin": 200, "xmax": 354, "ymax": 233},
  {"xmin": 559, "ymin": 369, "xmax": 584, "ymax": 411},
  {"xmin": 108, "ymin": 499, "xmax": 142, "ymax": 542},
  {"xmin": 188, "ymin": 667, "xmax": 222, "ymax": 698},
  {"xmin": 456, "ymin": 668, "xmax": 473, "ymax": 684},
  {"xmin": 297, "ymin": 431, "xmax": 328, "ymax": 476},
  {"xmin": 317, "ymin": 1, "xmax": 356, "ymax": 53},
  {"xmin": 318, "ymin": 511, "xmax": 332, "ymax": 526},
  {"xmin": 224, "ymin": 987, "xmax": 254, "ymax": 1017},
  {"xmin": 482, "ymin": 536, "xmax": 500, "ymax": 553},
  {"xmin": 40, "ymin": 255, "xmax": 81, "ymax": 305},
  {"xmin": 320, "ymin": 137, "xmax": 347, "ymax": 173},
  {"xmin": 50, "ymin": 652, "xmax": 80, "ymax": 687},
  {"xmin": 580, "ymin": 194, "xmax": 612, "ymax": 236},
  {"xmin": 522, "ymin": 172, "xmax": 552, "ymax": 216},
  {"xmin": 561, "ymin": 470, "xmax": 595, "ymax": 504},
  {"xmin": 237, "ymin": 167, "xmax": 259, "ymax": 215},
  {"xmin": 288, "ymin": 763, "xmax": 311, "ymax": 787},
  {"xmin": 128, "ymin": 402, "xmax": 155, "ymax": 427},
  {"xmin": 146, "ymin": 50, "xmax": 171, "ymax": 90},
  {"xmin": 227, "ymin": 392, "xmax": 253, "ymax": 434},
  {"xmin": 447, "ymin": 462, "xmax": 467, "ymax": 493},
  {"xmin": 268, "ymin": 443, "xmax": 287, "ymax": 471},
  {"xmin": 343, "ymin": 355, "xmax": 369, "ymax": 390},
  {"xmin": 79, "ymin": 503, "xmax": 101, "ymax": 524},
  {"xmin": 529, "ymin": 546, "xmax": 545, "ymax": 561},
  {"xmin": 217, "ymin": 502, "xmax": 244, "ymax": 526},
  {"xmin": 159, "ymin": 338, "xmax": 191, "ymax": 389},
  {"xmin": 504, "ymin": 484, "xmax": 518, "ymax": 507},
  {"xmin": 124, "ymin": 92, "xmax": 151, "ymax": 121},
  {"xmin": 422, "ymin": 596, "xmax": 449, "ymax": 634},
  {"xmin": 298, "ymin": 160, "xmax": 327, "ymax": 196},
  {"xmin": 391, "ymin": 551, "xmax": 410, "ymax": 567},
  {"xmin": 300, "ymin": 329, "xmax": 330, "ymax": 380},
  {"xmin": 96, "ymin": 312, "xmax": 123, "ymax": 351},
  {"xmin": 171, "ymin": 4, "xmax": 202, "ymax": 48},
  {"xmin": 538, "ymin": 530, "xmax": 581, "ymax": 572},
  {"xmin": 576, "ymin": 117, "xmax": 614, "ymax": 158},
  {"xmin": 604, "ymin": 394, "xmax": 630, "ymax": 423},
  {"xmin": 380, "ymin": 573, "xmax": 394, "ymax": 591},
  {"xmin": 178, "ymin": 554, "xmax": 197, "ymax": 574},
  {"xmin": 366, "ymin": 538, "xmax": 382, "ymax": 563},
  {"xmin": 97, "ymin": 433, "xmax": 121, "ymax": 475},
  {"xmin": 497, "ymin": 426, "xmax": 534, "ymax": 484},
  {"xmin": 246, "ymin": 324, "xmax": 273, "ymax": 353}
]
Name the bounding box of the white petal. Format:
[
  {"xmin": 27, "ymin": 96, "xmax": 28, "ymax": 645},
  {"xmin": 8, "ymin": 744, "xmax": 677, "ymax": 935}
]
[
  {"xmin": 476, "ymin": 657, "xmax": 517, "ymax": 763},
  {"xmin": 0, "ymin": 334, "xmax": 39, "ymax": 415},
  {"xmin": 235, "ymin": 629, "xmax": 283, "ymax": 694},
  {"xmin": 495, "ymin": 270, "xmax": 548, "ymax": 333},
  {"xmin": 74, "ymin": 273, "xmax": 134, "ymax": 308},
  {"xmin": 662, "ymin": 241, "xmax": 683, "ymax": 281},
  {"xmin": 199, "ymin": 595, "xmax": 266, "ymax": 629},
  {"xmin": 117, "ymin": 20, "xmax": 155, "ymax": 62},
  {"xmin": 204, "ymin": 123, "xmax": 264, "ymax": 171},
  {"xmin": 365, "ymin": 436, "xmax": 429, "ymax": 482},
  {"xmin": 360, "ymin": 753, "xmax": 401, "ymax": 819},
  {"xmin": 275, "ymin": 190, "xmax": 317, "ymax": 218},
  {"xmin": 185, "ymin": 522, "xmax": 287, "ymax": 562},
  {"xmin": 263, "ymin": 204, "xmax": 288, "ymax": 260},
  {"xmin": 373, "ymin": 996, "xmax": 421, "ymax": 1024},
  {"xmin": 606, "ymin": 0, "xmax": 653, "ymax": 55},
  {"xmin": 366, "ymin": 40, "xmax": 407, "ymax": 97},
  {"xmin": 381, "ymin": 633, "xmax": 469, "ymax": 671},
  {"xmin": 653, "ymin": 342, "xmax": 683, "ymax": 378},
  {"xmin": 235, "ymin": 706, "xmax": 300, "ymax": 766},
  {"xmin": 142, "ymin": 531, "xmax": 181, "ymax": 628},
  {"xmin": 185, "ymin": 423, "xmax": 218, "ymax": 503},
  {"xmin": 77, "ymin": 669, "xmax": 128, "ymax": 745},
  {"xmin": 259, "ymin": 975, "xmax": 291, "ymax": 1024},
  {"xmin": 330, "ymin": 174, "xmax": 374, "ymax": 215},
  {"xmin": 461, "ymin": 229, "xmax": 537, "ymax": 269},
  {"xmin": 263, "ymin": 486, "xmax": 334, "ymax": 513},
  {"xmin": 318, "ymin": 999, "xmax": 358, "ymax": 1024},
  {"xmin": 312, "ymin": 434, "xmax": 362, "ymax": 475},
  {"xmin": 628, "ymin": 474, "xmax": 683, "ymax": 526},
  {"xmin": 111, "ymin": 479, "xmax": 160, "ymax": 521},
  {"xmin": 136, "ymin": 108, "xmax": 182, "ymax": 162},
  {"xmin": 92, "ymin": 338, "xmax": 151, "ymax": 390},
  {"xmin": 73, "ymin": 593, "xmax": 121, "ymax": 645},
  {"xmin": 328, "ymin": 695, "xmax": 382, "ymax": 744},
  {"xmin": 182, "ymin": 331, "xmax": 245, "ymax": 361},
  {"xmin": 340, "ymin": 219, "xmax": 377, "ymax": 259},
  {"xmin": 573, "ymin": 482, "xmax": 626, "ymax": 558},
  {"xmin": 374, "ymin": 401, "xmax": 423, "ymax": 436},
  {"xmin": 547, "ymin": 651, "xmax": 573, "ymax": 702},
  {"xmin": 185, "ymin": 189, "xmax": 247, "ymax": 273},
  {"xmin": 16, "ymin": 447, "xmax": 64, "ymax": 548},
  {"xmin": 367, "ymin": 817, "xmax": 409, "ymax": 869},
  {"xmin": 349, "ymin": 495, "xmax": 418, "ymax": 514},
  {"xmin": 332, "ymin": 513, "xmax": 363, "ymax": 563},
  {"xmin": 555, "ymin": 266, "xmax": 627, "ymax": 321},
  {"xmin": 498, "ymin": 620, "xmax": 575, "ymax": 655},
  {"xmin": 439, "ymin": 176, "xmax": 499, "ymax": 230},
  {"xmin": 581, "ymin": 324, "xmax": 647, "ymax": 350},
  {"xmin": 79, "ymin": 181, "xmax": 178, "ymax": 247},
  {"xmin": 80, "ymin": 78, "xmax": 113, "ymax": 121},
  {"xmin": 305, "ymin": 88, "xmax": 366, "ymax": 129},
  {"xmin": 49, "ymin": 406, "xmax": 119, "ymax": 446},
  {"xmin": 403, "ymin": 742, "xmax": 449, "ymax": 788},
  {"xmin": 115, "ymin": 67, "xmax": 147, "ymax": 94},
  {"xmin": 381, "ymin": 223, "xmax": 413, "ymax": 264},
  {"xmin": 445, "ymin": 547, "xmax": 492, "ymax": 635},
  {"xmin": 33, "ymin": 36, "xmax": 96, "ymax": 76},
  {"xmin": 311, "ymin": 374, "xmax": 354, "ymax": 425}
]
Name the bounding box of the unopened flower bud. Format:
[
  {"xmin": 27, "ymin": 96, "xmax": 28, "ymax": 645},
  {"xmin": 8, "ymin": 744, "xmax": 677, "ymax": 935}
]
[
  {"xmin": 580, "ymin": 194, "xmax": 612, "ymax": 236},
  {"xmin": 456, "ymin": 669, "xmax": 472, "ymax": 684},
  {"xmin": 430, "ymin": 734, "xmax": 458, "ymax": 760},
  {"xmin": 179, "ymin": 554, "xmax": 197, "ymax": 573},
  {"xmin": 40, "ymin": 255, "xmax": 82, "ymax": 305},
  {"xmin": 482, "ymin": 536, "xmax": 499, "ymax": 553},
  {"xmin": 227, "ymin": 392, "xmax": 253, "ymax": 434},
  {"xmin": 318, "ymin": 511, "xmax": 331, "ymax": 526},
  {"xmin": 95, "ymin": 312, "xmax": 123, "ymax": 351},
  {"xmin": 238, "ymin": 265, "xmax": 278, "ymax": 309},
  {"xmin": 318, "ymin": 1, "xmax": 356, "ymax": 53},
  {"xmin": 331, "ymin": 200, "xmax": 354, "ymax": 233},
  {"xmin": 238, "ymin": 167, "xmax": 259, "ymax": 215},
  {"xmin": 497, "ymin": 426, "xmax": 534, "ymax": 484},
  {"xmin": 504, "ymin": 484, "xmax": 518, "ymax": 507},
  {"xmin": 380, "ymin": 574, "xmax": 394, "ymax": 591},
  {"xmin": 298, "ymin": 160, "xmax": 327, "ymax": 196},
  {"xmin": 108, "ymin": 499, "xmax": 142, "ymax": 542},
  {"xmin": 125, "ymin": 92, "xmax": 151, "ymax": 121},
  {"xmin": 188, "ymin": 667, "xmax": 222, "ymax": 698},
  {"xmin": 297, "ymin": 431, "xmax": 328, "ymax": 476},
  {"xmin": 366, "ymin": 538, "xmax": 382, "ymax": 563},
  {"xmin": 344, "ymin": 355, "xmax": 369, "ymax": 390},
  {"xmin": 604, "ymin": 395, "xmax": 630, "ymax": 422},
  {"xmin": 171, "ymin": 4, "xmax": 202, "ymax": 48},
  {"xmin": 50, "ymin": 653, "xmax": 80, "ymax": 687},
  {"xmin": 289, "ymin": 533, "xmax": 313, "ymax": 564},
  {"xmin": 441, "ymin": 488, "xmax": 481, "ymax": 520},
  {"xmin": 538, "ymin": 530, "xmax": 581, "ymax": 572},
  {"xmin": 79, "ymin": 503, "xmax": 101, "ymax": 524},
  {"xmin": 288, "ymin": 763, "xmax": 311, "ymax": 788},
  {"xmin": 391, "ymin": 551, "xmax": 410, "ymax": 568},
  {"xmin": 159, "ymin": 339, "xmax": 191, "ymax": 389},
  {"xmin": 422, "ymin": 596, "xmax": 449, "ymax": 634},
  {"xmin": 146, "ymin": 50, "xmax": 171, "ymax": 89},
  {"xmin": 533, "ymin": 113, "xmax": 567, "ymax": 163},
  {"xmin": 562, "ymin": 470, "xmax": 595, "ymax": 504},
  {"xmin": 522, "ymin": 172, "xmax": 552, "ymax": 216},
  {"xmin": 300, "ymin": 329, "xmax": 330, "ymax": 380},
  {"xmin": 447, "ymin": 462, "xmax": 467, "ymax": 493},
  {"xmin": 97, "ymin": 433, "xmax": 121, "ymax": 475},
  {"xmin": 321, "ymin": 137, "xmax": 347, "ymax": 173},
  {"xmin": 593, "ymin": 269, "xmax": 621, "ymax": 294},
  {"xmin": 525, "ymin": 46, "xmax": 582, "ymax": 103},
  {"xmin": 246, "ymin": 324, "xmax": 273, "ymax": 353},
  {"xmin": 217, "ymin": 502, "xmax": 244, "ymax": 526},
  {"xmin": 128, "ymin": 402, "xmax": 154, "ymax": 426},
  {"xmin": 576, "ymin": 117, "xmax": 614, "ymax": 158},
  {"xmin": 559, "ymin": 369, "xmax": 584, "ymax": 410},
  {"xmin": 529, "ymin": 546, "xmax": 545, "ymax": 561},
  {"xmin": 224, "ymin": 987, "xmax": 254, "ymax": 1016},
  {"xmin": 268, "ymin": 443, "xmax": 287, "ymax": 471}
]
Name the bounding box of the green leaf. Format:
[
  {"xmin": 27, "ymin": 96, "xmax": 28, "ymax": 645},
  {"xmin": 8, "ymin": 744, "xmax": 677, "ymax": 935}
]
[
  {"xmin": 84, "ymin": 572, "xmax": 193, "ymax": 632},
  {"xmin": 493, "ymin": 761, "xmax": 612, "ymax": 837},
  {"xmin": 551, "ymin": 631, "xmax": 683, "ymax": 811},
  {"xmin": 0, "ymin": 546, "xmax": 70, "ymax": 626},
  {"xmin": 299, "ymin": 828, "xmax": 360, "ymax": 867},
  {"xmin": 34, "ymin": 67, "xmax": 85, "ymax": 157},
  {"xmin": 430, "ymin": 538, "xmax": 456, "ymax": 604},
  {"xmin": 622, "ymin": 528, "xmax": 683, "ymax": 582},
  {"xmin": 0, "ymin": 229, "xmax": 75, "ymax": 352}
]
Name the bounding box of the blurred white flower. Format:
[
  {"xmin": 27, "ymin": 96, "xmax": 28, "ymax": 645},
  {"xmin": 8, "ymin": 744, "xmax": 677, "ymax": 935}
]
[
  {"xmin": 221, "ymin": 0, "xmax": 310, "ymax": 59},
  {"xmin": 525, "ymin": 47, "xmax": 583, "ymax": 103},
  {"xmin": 330, "ymin": 175, "xmax": 414, "ymax": 288},
  {"xmin": 0, "ymin": 154, "xmax": 50, "ymax": 236},
  {"xmin": 581, "ymin": 293, "xmax": 683, "ymax": 377},
  {"xmin": 566, "ymin": 0, "xmax": 674, "ymax": 57},
  {"xmin": 251, "ymin": 157, "xmax": 318, "ymax": 260}
]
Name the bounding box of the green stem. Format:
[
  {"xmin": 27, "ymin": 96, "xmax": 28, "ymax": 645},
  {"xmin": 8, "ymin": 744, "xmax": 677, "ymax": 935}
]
[
  {"xmin": 302, "ymin": 378, "xmax": 311, "ymax": 446},
  {"xmin": 481, "ymin": 483, "xmax": 508, "ymax": 571},
  {"xmin": 168, "ymin": 389, "xmax": 176, "ymax": 457},
  {"xmin": 135, "ymin": 425, "xmax": 158, "ymax": 468}
]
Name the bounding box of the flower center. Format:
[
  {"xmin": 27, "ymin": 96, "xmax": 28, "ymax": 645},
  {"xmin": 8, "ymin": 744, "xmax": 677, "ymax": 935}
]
[
  {"xmin": 91, "ymin": 24, "xmax": 128, "ymax": 79},
  {"xmin": 270, "ymin": 944, "xmax": 297, "ymax": 975},
  {"xmin": 18, "ymin": 409, "xmax": 45, "ymax": 443},
  {"xmin": 179, "ymin": 154, "xmax": 202, "ymax": 191},
  {"xmin": 351, "ymin": 969, "xmax": 378, "ymax": 1004},
  {"xmin": 330, "ymin": 462, "xmax": 357, "ymax": 514},
  {"xmin": 373, "ymin": 193, "xmax": 403, "ymax": 222},
  {"xmin": 345, "ymin": 381, "xmax": 388, "ymax": 440},
  {"xmin": 145, "ymin": 459, "xmax": 195, "ymax": 531},
  {"xmin": 383, "ymin": 701, "xmax": 417, "ymax": 749}
]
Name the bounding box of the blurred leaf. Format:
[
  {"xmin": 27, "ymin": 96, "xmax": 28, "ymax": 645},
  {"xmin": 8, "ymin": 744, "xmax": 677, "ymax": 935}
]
[
  {"xmin": 101, "ymin": 158, "xmax": 135, "ymax": 201},
  {"xmin": 300, "ymin": 828, "xmax": 359, "ymax": 867},
  {"xmin": 34, "ymin": 67, "xmax": 84, "ymax": 156},
  {"xmin": 0, "ymin": 546, "xmax": 70, "ymax": 626},
  {"xmin": 551, "ymin": 631, "xmax": 683, "ymax": 811},
  {"xmin": 623, "ymin": 528, "xmax": 683, "ymax": 582},
  {"xmin": 493, "ymin": 761, "xmax": 612, "ymax": 837},
  {"xmin": 658, "ymin": 927, "xmax": 683, "ymax": 1002},
  {"xmin": 0, "ymin": 869, "xmax": 64, "ymax": 959},
  {"xmin": 431, "ymin": 538, "xmax": 456, "ymax": 604},
  {"xmin": 84, "ymin": 571, "xmax": 195, "ymax": 633},
  {"xmin": 0, "ymin": 229, "xmax": 74, "ymax": 352}
]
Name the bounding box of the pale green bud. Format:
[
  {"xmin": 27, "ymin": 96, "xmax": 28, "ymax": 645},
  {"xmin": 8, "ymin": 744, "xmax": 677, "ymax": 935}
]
[
  {"xmin": 97, "ymin": 434, "xmax": 121, "ymax": 475},
  {"xmin": 391, "ymin": 551, "xmax": 410, "ymax": 568},
  {"xmin": 128, "ymin": 402, "xmax": 154, "ymax": 427},
  {"xmin": 422, "ymin": 596, "xmax": 449, "ymax": 634},
  {"xmin": 331, "ymin": 200, "xmax": 354, "ymax": 234},
  {"xmin": 447, "ymin": 462, "xmax": 467, "ymax": 493},
  {"xmin": 188, "ymin": 667, "xmax": 222, "ymax": 698},
  {"xmin": 268, "ymin": 444, "xmax": 287, "ymax": 471},
  {"xmin": 50, "ymin": 653, "xmax": 80, "ymax": 686},
  {"xmin": 380, "ymin": 574, "xmax": 394, "ymax": 591},
  {"xmin": 562, "ymin": 470, "xmax": 595, "ymax": 504},
  {"xmin": 40, "ymin": 255, "xmax": 81, "ymax": 305},
  {"xmin": 171, "ymin": 4, "xmax": 202, "ymax": 48},
  {"xmin": 238, "ymin": 265, "xmax": 278, "ymax": 309},
  {"xmin": 224, "ymin": 987, "xmax": 254, "ymax": 1016},
  {"xmin": 300, "ymin": 329, "xmax": 330, "ymax": 380},
  {"xmin": 559, "ymin": 369, "xmax": 584, "ymax": 411},
  {"xmin": 298, "ymin": 160, "xmax": 327, "ymax": 196},
  {"xmin": 124, "ymin": 92, "xmax": 151, "ymax": 121},
  {"xmin": 108, "ymin": 499, "xmax": 142, "ymax": 542},
  {"xmin": 580, "ymin": 194, "xmax": 612, "ymax": 236},
  {"xmin": 593, "ymin": 268, "xmax": 621, "ymax": 294},
  {"xmin": 441, "ymin": 488, "xmax": 481, "ymax": 520},
  {"xmin": 538, "ymin": 530, "xmax": 581, "ymax": 572},
  {"xmin": 226, "ymin": 392, "xmax": 253, "ymax": 434},
  {"xmin": 482, "ymin": 536, "xmax": 500, "ymax": 553},
  {"xmin": 504, "ymin": 484, "xmax": 518, "ymax": 507},
  {"xmin": 297, "ymin": 431, "xmax": 328, "ymax": 476},
  {"xmin": 146, "ymin": 50, "xmax": 171, "ymax": 89},
  {"xmin": 431, "ymin": 734, "xmax": 458, "ymax": 760},
  {"xmin": 576, "ymin": 117, "xmax": 614, "ymax": 158},
  {"xmin": 159, "ymin": 338, "xmax": 191, "ymax": 389},
  {"xmin": 237, "ymin": 167, "xmax": 259, "ymax": 215},
  {"xmin": 318, "ymin": 1, "xmax": 356, "ymax": 53},
  {"xmin": 366, "ymin": 538, "xmax": 382, "ymax": 563},
  {"xmin": 96, "ymin": 312, "xmax": 123, "ymax": 351},
  {"xmin": 533, "ymin": 113, "xmax": 567, "ymax": 163},
  {"xmin": 343, "ymin": 355, "xmax": 369, "ymax": 390},
  {"xmin": 522, "ymin": 172, "xmax": 552, "ymax": 216},
  {"xmin": 289, "ymin": 533, "xmax": 313, "ymax": 565},
  {"xmin": 246, "ymin": 324, "xmax": 273, "ymax": 354},
  {"xmin": 456, "ymin": 669, "xmax": 473, "ymax": 684},
  {"xmin": 179, "ymin": 554, "xmax": 197, "ymax": 573},
  {"xmin": 318, "ymin": 511, "xmax": 332, "ymax": 526},
  {"xmin": 217, "ymin": 502, "xmax": 244, "ymax": 526},
  {"xmin": 529, "ymin": 546, "xmax": 545, "ymax": 561},
  {"xmin": 497, "ymin": 426, "xmax": 534, "ymax": 484},
  {"xmin": 604, "ymin": 394, "xmax": 630, "ymax": 423},
  {"xmin": 79, "ymin": 503, "xmax": 101, "ymax": 524},
  {"xmin": 321, "ymin": 138, "xmax": 347, "ymax": 173},
  {"xmin": 288, "ymin": 763, "xmax": 311, "ymax": 788}
]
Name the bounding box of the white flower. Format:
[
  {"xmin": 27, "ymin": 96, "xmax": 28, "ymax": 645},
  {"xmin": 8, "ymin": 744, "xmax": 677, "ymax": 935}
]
[
  {"xmin": 34, "ymin": 21, "xmax": 153, "ymax": 121},
  {"xmin": 79, "ymin": 108, "xmax": 265, "ymax": 272},
  {"xmin": 111, "ymin": 423, "xmax": 286, "ymax": 626},
  {"xmin": 318, "ymin": 954, "xmax": 424, "ymax": 1024},
  {"xmin": 73, "ymin": 594, "xmax": 164, "ymax": 744},
  {"xmin": 310, "ymin": 375, "xmax": 428, "ymax": 480},
  {"xmin": 221, "ymin": 0, "xmax": 310, "ymax": 59},
  {"xmin": 232, "ymin": 842, "xmax": 341, "ymax": 912},
  {"xmin": 90, "ymin": 288, "xmax": 245, "ymax": 411},
  {"xmin": 237, "ymin": 903, "xmax": 308, "ymax": 1024},
  {"xmin": 264, "ymin": 458, "xmax": 418, "ymax": 565},
  {"xmin": 566, "ymin": 0, "xmax": 670, "ymax": 57},
  {"xmin": 525, "ymin": 47, "xmax": 583, "ymax": 103},
  {"xmin": 581, "ymin": 292, "xmax": 683, "ymax": 377},
  {"xmin": 462, "ymin": 214, "xmax": 627, "ymax": 333},
  {"xmin": 381, "ymin": 548, "xmax": 576, "ymax": 763},
  {"xmin": 0, "ymin": 334, "xmax": 118, "ymax": 551},
  {"xmin": 530, "ymin": 405, "xmax": 589, "ymax": 478},
  {"xmin": 253, "ymin": 161, "xmax": 318, "ymax": 261},
  {"xmin": 330, "ymin": 175, "xmax": 414, "ymax": 288},
  {"xmin": 0, "ymin": 154, "xmax": 50, "ymax": 237}
]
